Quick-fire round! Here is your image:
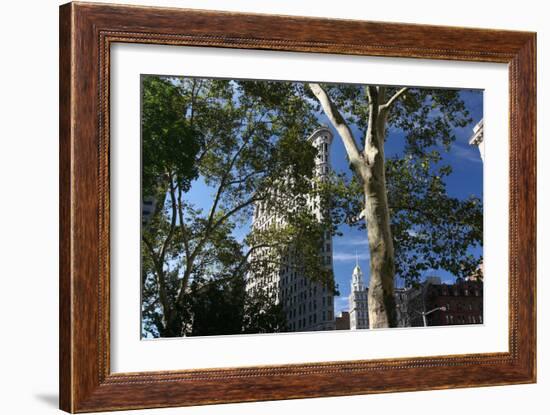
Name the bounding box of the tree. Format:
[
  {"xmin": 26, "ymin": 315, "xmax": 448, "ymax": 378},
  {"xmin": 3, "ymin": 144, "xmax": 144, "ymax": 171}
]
[
  {"xmin": 308, "ymin": 84, "xmax": 480, "ymax": 328},
  {"xmin": 386, "ymin": 154, "xmax": 482, "ymax": 284},
  {"xmin": 141, "ymin": 75, "xmax": 482, "ymax": 335},
  {"xmin": 141, "ymin": 77, "xmax": 329, "ymax": 337},
  {"xmin": 242, "ymin": 288, "xmax": 288, "ymax": 334},
  {"xmin": 141, "ymin": 75, "xmax": 201, "ymax": 337}
]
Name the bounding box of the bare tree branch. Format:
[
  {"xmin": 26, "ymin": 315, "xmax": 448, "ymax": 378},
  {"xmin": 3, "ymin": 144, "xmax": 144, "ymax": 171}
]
[
  {"xmin": 308, "ymin": 83, "xmax": 363, "ymax": 167},
  {"xmin": 380, "ymin": 87, "xmax": 408, "ymax": 111},
  {"xmin": 160, "ymin": 175, "xmax": 179, "ymax": 263},
  {"xmin": 226, "ymin": 169, "xmax": 266, "ymax": 186},
  {"xmin": 364, "ymin": 86, "xmax": 378, "ymax": 154},
  {"xmin": 202, "ymin": 106, "xmax": 268, "ymax": 238},
  {"xmin": 210, "ymin": 195, "xmax": 261, "ymax": 232},
  {"xmin": 177, "ymin": 185, "xmax": 191, "ymax": 265}
]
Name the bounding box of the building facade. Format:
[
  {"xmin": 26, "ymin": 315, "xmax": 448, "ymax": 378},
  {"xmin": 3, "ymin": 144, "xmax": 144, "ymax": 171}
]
[
  {"xmin": 469, "ymin": 118, "xmax": 484, "ymax": 163},
  {"xmin": 423, "ymin": 278, "xmax": 484, "ymax": 326},
  {"xmin": 347, "ymin": 271, "xmax": 484, "ymax": 328},
  {"xmin": 335, "ymin": 311, "xmax": 350, "ymax": 330},
  {"xmin": 141, "ymin": 196, "xmax": 157, "ymax": 226},
  {"xmin": 394, "ymin": 276, "xmax": 484, "ymax": 327},
  {"xmin": 245, "ymin": 127, "xmax": 335, "ymax": 332}
]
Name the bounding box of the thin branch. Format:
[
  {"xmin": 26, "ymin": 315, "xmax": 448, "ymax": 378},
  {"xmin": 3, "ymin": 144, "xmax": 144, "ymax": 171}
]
[
  {"xmin": 191, "ymin": 243, "xmax": 276, "ymax": 293},
  {"xmin": 175, "ymin": 111, "xmax": 268, "ymax": 306},
  {"xmin": 203, "ymin": 109, "xmax": 268, "ymax": 236},
  {"xmin": 226, "ymin": 169, "xmax": 266, "ymax": 186},
  {"xmin": 174, "ymin": 196, "xmax": 261, "ymax": 306},
  {"xmin": 142, "ymin": 234, "xmax": 171, "ymax": 321},
  {"xmin": 177, "ymin": 185, "xmax": 191, "ymax": 264},
  {"xmin": 381, "ymin": 87, "xmax": 408, "ymax": 111},
  {"xmin": 210, "ymin": 195, "xmax": 261, "ymax": 232},
  {"xmin": 160, "ymin": 175, "xmax": 178, "ymax": 263},
  {"xmin": 142, "ymin": 235, "xmax": 160, "ymax": 268},
  {"xmin": 142, "ymin": 297, "xmax": 160, "ymax": 315}
]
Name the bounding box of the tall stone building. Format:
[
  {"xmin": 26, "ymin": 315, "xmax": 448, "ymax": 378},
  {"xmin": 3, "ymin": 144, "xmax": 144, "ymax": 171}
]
[
  {"xmin": 349, "ymin": 257, "xmax": 369, "ymax": 330},
  {"xmin": 245, "ymin": 127, "xmax": 335, "ymax": 332},
  {"xmin": 469, "ymin": 118, "xmax": 484, "ymax": 163}
]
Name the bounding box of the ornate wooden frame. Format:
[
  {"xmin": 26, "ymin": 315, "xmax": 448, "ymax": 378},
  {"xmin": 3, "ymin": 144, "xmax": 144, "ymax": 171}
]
[{"xmin": 59, "ymin": 2, "xmax": 536, "ymax": 412}]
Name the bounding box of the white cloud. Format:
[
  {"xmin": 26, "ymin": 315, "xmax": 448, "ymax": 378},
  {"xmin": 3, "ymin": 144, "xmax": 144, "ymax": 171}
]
[
  {"xmin": 451, "ymin": 143, "xmax": 482, "ymax": 163},
  {"xmin": 334, "ymin": 296, "xmax": 350, "ymax": 314},
  {"xmin": 334, "ymin": 236, "xmax": 369, "ymax": 247},
  {"xmin": 332, "ymin": 251, "xmax": 370, "ymax": 262}
]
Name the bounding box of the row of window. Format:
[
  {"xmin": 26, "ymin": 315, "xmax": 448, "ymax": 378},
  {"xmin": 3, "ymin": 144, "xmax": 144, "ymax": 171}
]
[
  {"xmin": 444, "ymin": 314, "xmax": 483, "ymax": 324},
  {"xmin": 352, "ymin": 310, "xmax": 368, "ymax": 319},
  {"xmin": 288, "ymin": 309, "xmax": 334, "ymax": 331},
  {"xmin": 441, "ymin": 302, "xmax": 483, "ymax": 312},
  {"xmin": 283, "ymin": 292, "xmax": 333, "ymax": 307},
  {"xmin": 434, "ymin": 287, "xmax": 482, "ymax": 297}
]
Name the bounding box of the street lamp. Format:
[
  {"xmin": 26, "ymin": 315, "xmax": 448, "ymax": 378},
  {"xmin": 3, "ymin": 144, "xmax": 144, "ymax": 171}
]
[{"xmin": 415, "ymin": 306, "xmax": 447, "ymax": 327}]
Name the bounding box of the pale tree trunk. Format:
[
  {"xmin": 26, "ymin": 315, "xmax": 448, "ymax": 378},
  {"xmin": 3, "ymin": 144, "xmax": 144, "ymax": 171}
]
[
  {"xmin": 309, "ymin": 84, "xmax": 407, "ymax": 328},
  {"xmin": 360, "ymin": 87, "xmax": 396, "ymax": 328}
]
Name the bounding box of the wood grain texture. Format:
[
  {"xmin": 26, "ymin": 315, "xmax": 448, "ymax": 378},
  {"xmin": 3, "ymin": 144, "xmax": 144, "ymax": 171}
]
[
  {"xmin": 59, "ymin": 3, "xmax": 73, "ymax": 411},
  {"xmin": 59, "ymin": 2, "xmax": 537, "ymax": 412}
]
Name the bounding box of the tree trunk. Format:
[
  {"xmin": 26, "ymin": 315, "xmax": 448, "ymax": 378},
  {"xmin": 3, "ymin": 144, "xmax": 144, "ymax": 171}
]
[
  {"xmin": 361, "ymin": 89, "xmax": 397, "ymax": 328},
  {"xmin": 159, "ymin": 308, "xmax": 183, "ymax": 337},
  {"xmin": 308, "ymin": 83, "xmax": 400, "ymax": 328},
  {"xmin": 360, "ymin": 157, "xmax": 397, "ymax": 328}
]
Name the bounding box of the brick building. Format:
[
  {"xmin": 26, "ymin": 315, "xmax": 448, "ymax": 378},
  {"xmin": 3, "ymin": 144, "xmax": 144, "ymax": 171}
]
[
  {"xmin": 424, "ymin": 279, "xmax": 483, "ymax": 326},
  {"xmin": 335, "ymin": 311, "xmax": 350, "ymax": 330}
]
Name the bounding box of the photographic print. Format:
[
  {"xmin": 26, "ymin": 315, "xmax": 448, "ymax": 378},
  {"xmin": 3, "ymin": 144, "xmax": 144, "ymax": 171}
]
[
  {"xmin": 59, "ymin": 5, "xmax": 536, "ymax": 410},
  {"xmin": 140, "ymin": 75, "xmax": 484, "ymax": 339}
]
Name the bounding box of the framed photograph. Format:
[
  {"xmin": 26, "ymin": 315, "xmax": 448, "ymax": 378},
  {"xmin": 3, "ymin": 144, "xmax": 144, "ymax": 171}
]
[{"xmin": 59, "ymin": 2, "xmax": 536, "ymax": 412}]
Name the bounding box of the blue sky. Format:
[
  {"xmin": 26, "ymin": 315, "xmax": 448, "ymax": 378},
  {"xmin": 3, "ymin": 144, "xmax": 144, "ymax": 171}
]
[{"xmin": 185, "ymin": 88, "xmax": 484, "ymax": 316}]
